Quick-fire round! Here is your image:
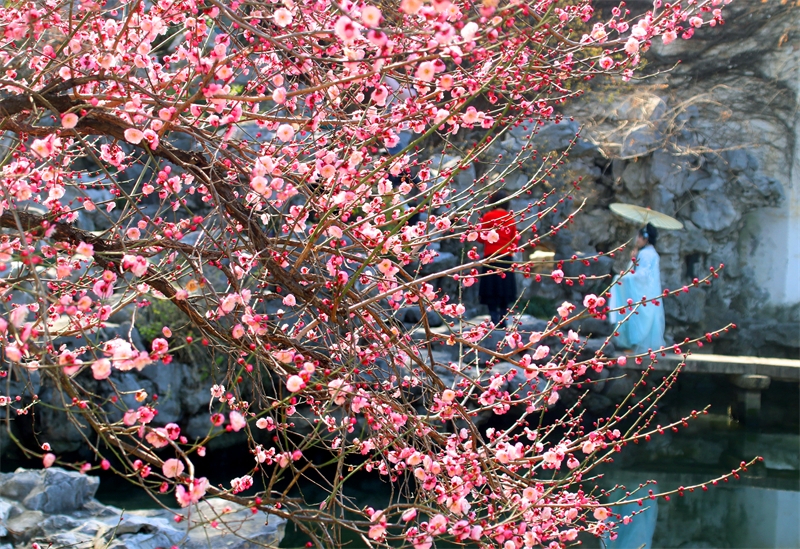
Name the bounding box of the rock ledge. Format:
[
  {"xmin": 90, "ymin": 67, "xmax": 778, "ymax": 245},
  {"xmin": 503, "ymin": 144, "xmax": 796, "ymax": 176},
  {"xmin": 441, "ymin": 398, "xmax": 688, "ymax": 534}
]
[{"xmin": 0, "ymin": 468, "xmax": 285, "ymax": 549}]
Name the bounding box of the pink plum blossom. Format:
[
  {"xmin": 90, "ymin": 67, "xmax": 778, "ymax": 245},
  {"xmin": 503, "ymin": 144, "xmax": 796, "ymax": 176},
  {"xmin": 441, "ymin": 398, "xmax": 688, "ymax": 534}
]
[
  {"xmin": 91, "ymin": 359, "xmax": 112, "ymax": 380},
  {"xmin": 272, "ymin": 87, "xmax": 287, "ymax": 104},
  {"xmin": 176, "ymin": 478, "xmax": 209, "ymax": 507},
  {"xmin": 286, "ymin": 375, "xmax": 305, "ymax": 392},
  {"xmin": 361, "ymin": 6, "xmax": 381, "ymax": 27},
  {"xmin": 124, "ymin": 128, "xmax": 145, "ymax": 144},
  {"xmin": 598, "ymin": 56, "xmax": 614, "ymax": 70},
  {"xmin": 229, "ymin": 410, "xmax": 247, "ymax": 432},
  {"xmin": 276, "ymin": 124, "xmax": 294, "ymax": 142},
  {"xmin": 273, "ymin": 8, "xmax": 292, "ymax": 27},
  {"xmin": 61, "ymin": 113, "xmax": 79, "ymax": 129},
  {"xmin": 162, "ymin": 458, "xmax": 184, "ymax": 478}
]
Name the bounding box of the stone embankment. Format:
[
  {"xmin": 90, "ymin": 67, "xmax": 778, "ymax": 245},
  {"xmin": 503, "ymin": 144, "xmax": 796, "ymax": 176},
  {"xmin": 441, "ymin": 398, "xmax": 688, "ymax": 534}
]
[{"xmin": 0, "ymin": 468, "xmax": 284, "ymax": 549}]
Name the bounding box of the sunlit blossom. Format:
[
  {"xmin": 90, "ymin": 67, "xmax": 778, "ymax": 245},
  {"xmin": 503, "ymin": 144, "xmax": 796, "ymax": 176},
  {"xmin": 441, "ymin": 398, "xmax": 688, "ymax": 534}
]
[
  {"xmin": 286, "ymin": 375, "xmax": 305, "ymax": 392},
  {"xmin": 162, "ymin": 458, "xmax": 184, "ymax": 479},
  {"xmin": 124, "ymin": 128, "xmax": 145, "ymax": 144},
  {"xmin": 276, "ymin": 124, "xmax": 294, "ymax": 142},
  {"xmin": 361, "ymin": 6, "xmax": 381, "ymax": 27},
  {"xmin": 61, "ymin": 113, "xmax": 79, "ymax": 129},
  {"xmin": 273, "ymin": 8, "xmax": 293, "ymax": 27}
]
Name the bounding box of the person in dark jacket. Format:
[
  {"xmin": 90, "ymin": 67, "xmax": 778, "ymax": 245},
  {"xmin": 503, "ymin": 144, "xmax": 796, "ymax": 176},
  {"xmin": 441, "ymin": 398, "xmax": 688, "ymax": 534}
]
[{"xmin": 477, "ymin": 191, "xmax": 519, "ymax": 327}]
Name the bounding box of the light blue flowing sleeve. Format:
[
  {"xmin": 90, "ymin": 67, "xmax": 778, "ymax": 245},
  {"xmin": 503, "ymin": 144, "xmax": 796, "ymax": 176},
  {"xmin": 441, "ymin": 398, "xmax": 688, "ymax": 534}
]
[{"xmin": 608, "ymin": 247, "xmax": 666, "ymax": 354}]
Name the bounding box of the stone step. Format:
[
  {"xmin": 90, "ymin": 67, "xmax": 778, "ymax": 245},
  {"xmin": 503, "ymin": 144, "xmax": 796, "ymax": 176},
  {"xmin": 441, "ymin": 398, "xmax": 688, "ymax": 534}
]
[{"xmin": 616, "ymin": 353, "xmax": 800, "ymax": 382}]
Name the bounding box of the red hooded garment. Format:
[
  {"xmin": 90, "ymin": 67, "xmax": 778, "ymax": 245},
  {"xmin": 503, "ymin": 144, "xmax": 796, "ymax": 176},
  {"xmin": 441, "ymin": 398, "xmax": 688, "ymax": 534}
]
[{"xmin": 478, "ymin": 208, "xmax": 519, "ymax": 258}]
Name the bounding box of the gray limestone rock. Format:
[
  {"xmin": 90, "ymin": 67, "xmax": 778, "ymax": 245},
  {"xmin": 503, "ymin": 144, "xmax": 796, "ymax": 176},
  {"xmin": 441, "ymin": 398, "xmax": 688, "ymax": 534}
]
[
  {"xmin": 691, "ymin": 174, "xmax": 725, "ymax": 193},
  {"xmin": 1, "ymin": 468, "xmax": 100, "ymax": 515},
  {"xmin": 4, "ymin": 510, "xmax": 45, "ymax": 543},
  {"xmin": 621, "ymin": 124, "xmax": 663, "ymax": 158},
  {"xmin": 678, "ymin": 221, "xmax": 713, "ymax": 254},
  {"xmin": 0, "ymin": 469, "xmax": 42, "ymax": 500},
  {"xmin": 572, "ymin": 317, "xmax": 614, "ymax": 338},
  {"xmin": 431, "ymin": 155, "xmax": 477, "ymax": 192},
  {"xmin": 621, "ymin": 160, "xmax": 648, "ymax": 196},
  {"xmin": 614, "ymin": 94, "xmax": 667, "ymax": 123},
  {"xmin": 762, "ymin": 322, "xmax": 800, "ymax": 349},
  {"xmin": 735, "ymin": 173, "xmax": 784, "ymax": 205},
  {"xmin": 721, "ymin": 149, "xmax": 750, "ymax": 173},
  {"xmin": 0, "ymin": 500, "xmax": 20, "ymax": 537},
  {"xmin": 561, "ymin": 250, "xmax": 615, "ymax": 280},
  {"xmin": 689, "ymin": 193, "xmax": 739, "ymax": 232},
  {"xmin": 0, "ymin": 468, "xmax": 285, "ymax": 549},
  {"xmin": 398, "ymin": 305, "xmax": 444, "ymax": 327},
  {"xmin": 582, "ymin": 337, "xmax": 614, "ymax": 357},
  {"xmin": 602, "ymin": 373, "xmax": 637, "ymax": 400},
  {"xmin": 137, "ymin": 361, "xmax": 186, "ymax": 424},
  {"xmin": 531, "ymin": 121, "xmax": 581, "ymax": 153},
  {"xmin": 181, "ymin": 364, "xmax": 214, "ymax": 416},
  {"xmin": 185, "ymin": 413, "xmax": 220, "ymax": 442},
  {"xmin": 20, "ymin": 385, "xmax": 92, "ymax": 454},
  {"xmin": 668, "ymin": 290, "xmax": 707, "ymax": 325}
]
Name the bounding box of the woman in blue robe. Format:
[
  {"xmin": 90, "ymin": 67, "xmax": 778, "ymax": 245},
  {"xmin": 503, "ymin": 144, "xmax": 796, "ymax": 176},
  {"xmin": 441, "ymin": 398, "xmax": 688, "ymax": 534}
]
[{"xmin": 608, "ymin": 224, "xmax": 666, "ymax": 354}]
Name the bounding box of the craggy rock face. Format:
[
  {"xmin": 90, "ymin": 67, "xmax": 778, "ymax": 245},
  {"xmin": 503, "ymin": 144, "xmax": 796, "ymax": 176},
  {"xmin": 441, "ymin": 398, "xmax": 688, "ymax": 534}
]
[
  {"xmin": 431, "ymin": 0, "xmax": 798, "ymax": 357},
  {"xmin": 0, "ymin": 467, "xmax": 285, "ymax": 549}
]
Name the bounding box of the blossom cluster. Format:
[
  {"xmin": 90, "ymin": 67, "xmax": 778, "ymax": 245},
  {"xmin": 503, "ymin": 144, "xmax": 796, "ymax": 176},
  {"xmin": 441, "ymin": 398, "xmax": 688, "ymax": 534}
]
[{"xmin": 0, "ymin": 0, "xmax": 734, "ymax": 545}]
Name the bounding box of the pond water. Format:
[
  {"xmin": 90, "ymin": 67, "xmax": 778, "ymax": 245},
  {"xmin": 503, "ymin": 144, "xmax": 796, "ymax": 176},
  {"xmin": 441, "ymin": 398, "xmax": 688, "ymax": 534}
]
[
  {"xmin": 594, "ymin": 418, "xmax": 800, "ymax": 549},
  {"xmin": 3, "ymin": 376, "xmax": 797, "ymax": 549},
  {"xmin": 277, "ymin": 375, "xmax": 800, "ymax": 549},
  {"xmin": 586, "ymin": 375, "xmax": 800, "ymax": 549},
  {"xmin": 268, "ymin": 413, "xmax": 800, "ymax": 549}
]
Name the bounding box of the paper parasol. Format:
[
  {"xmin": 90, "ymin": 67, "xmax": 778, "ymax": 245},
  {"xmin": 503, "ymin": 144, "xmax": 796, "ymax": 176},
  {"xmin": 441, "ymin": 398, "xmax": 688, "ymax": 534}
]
[{"xmin": 609, "ymin": 203, "xmax": 684, "ymax": 230}]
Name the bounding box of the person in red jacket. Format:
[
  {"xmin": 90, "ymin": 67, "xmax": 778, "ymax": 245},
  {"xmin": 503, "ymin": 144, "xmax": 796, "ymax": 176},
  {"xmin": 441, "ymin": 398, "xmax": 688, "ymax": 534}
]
[{"xmin": 477, "ymin": 191, "xmax": 520, "ymax": 327}]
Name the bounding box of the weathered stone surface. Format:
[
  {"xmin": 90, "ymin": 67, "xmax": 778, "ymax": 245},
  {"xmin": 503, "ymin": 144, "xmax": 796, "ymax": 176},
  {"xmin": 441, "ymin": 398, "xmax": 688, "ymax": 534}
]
[
  {"xmin": 529, "ymin": 120, "xmax": 581, "ymax": 153},
  {"xmin": 4, "ymin": 510, "xmax": 45, "ymax": 543},
  {"xmin": 678, "ymin": 221, "xmax": 713, "ymax": 255},
  {"xmin": 762, "ymin": 323, "xmax": 800, "ymax": 349},
  {"xmin": 691, "ymin": 173, "xmax": 725, "ymax": 193},
  {"xmin": 0, "ymin": 468, "xmax": 285, "ymax": 549},
  {"xmin": 572, "ymin": 317, "xmax": 614, "ymax": 338},
  {"xmin": 432, "ymin": 155, "xmax": 477, "ymax": 192},
  {"xmin": 722, "ymin": 149, "xmax": 752, "ymax": 173},
  {"xmin": 397, "ymin": 305, "xmax": 446, "ymax": 328},
  {"xmin": 515, "ymin": 314, "xmax": 549, "ymax": 334},
  {"xmin": 621, "ymin": 160, "xmax": 648, "ymax": 196},
  {"xmin": 614, "ymin": 93, "xmax": 668, "ymax": 124},
  {"xmin": 689, "ymin": 193, "xmax": 739, "ymax": 232},
  {"xmin": 0, "ymin": 500, "xmax": 19, "ymax": 537},
  {"xmin": 650, "ymin": 150, "xmax": 691, "ymax": 195},
  {"xmin": 0, "ymin": 470, "xmax": 42, "ymax": 500},
  {"xmin": 621, "ymin": 124, "xmax": 663, "ymax": 158},
  {"xmin": 667, "ymin": 291, "xmax": 707, "ymax": 325},
  {"xmin": 561, "ymin": 250, "xmax": 615, "ymax": 280},
  {"xmin": 1, "ymin": 469, "xmax": 99, "ymax": 518},
  {"xmin": 515, "ymin": 0, "xmax": 800, "ymax": 360},
  {"xmin": 730, "ymin": 374, "xmax": 771, "ymax": 391},
  {"xmin": 602, "ymin": 373, "xmax": 637, "ymax": 400},
  {"xmin": 19, "ymin": 468, "xmax": 99, "ymax": 514}
]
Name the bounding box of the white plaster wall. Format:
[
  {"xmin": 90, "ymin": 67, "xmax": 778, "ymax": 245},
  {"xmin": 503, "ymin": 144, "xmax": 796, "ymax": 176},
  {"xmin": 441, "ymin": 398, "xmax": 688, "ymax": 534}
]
[
  {"xmin": 746, "ymin": 209, "xmax": 783, "ymax": 303},
  {"xmin": 746, "ymin": 200, "xmax": 797, "ymax": 306},
  {"xmin": 740, "ymin": 26, "xmax": 800, "ymax": 308}
]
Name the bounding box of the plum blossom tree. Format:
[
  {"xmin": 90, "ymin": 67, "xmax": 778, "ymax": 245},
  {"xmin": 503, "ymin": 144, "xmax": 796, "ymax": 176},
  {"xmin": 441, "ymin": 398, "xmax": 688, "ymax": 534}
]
[{"xmin": 0, "ymin": 0, "xmax": 754, "ymax": 546}]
